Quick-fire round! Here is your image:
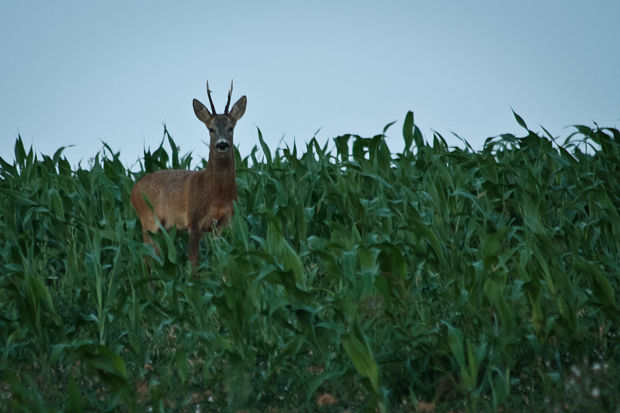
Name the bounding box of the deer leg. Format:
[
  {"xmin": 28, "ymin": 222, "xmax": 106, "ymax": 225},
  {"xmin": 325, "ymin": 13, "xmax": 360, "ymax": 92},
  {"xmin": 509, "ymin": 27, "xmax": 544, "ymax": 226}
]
[
  {"xmin": 139, "ymin": 230, "xmax": 158, "ymax": 275},
  {"xmin": 143, "ymin": 230, "xmax": 160, "ymax": 256},
  {"xmin": 211, "ymin": 221, "xmax": 222, "ymax": 238},
  {"xmin": 189, "ymin": 228, "xmax": 203, "ymax": 269}
]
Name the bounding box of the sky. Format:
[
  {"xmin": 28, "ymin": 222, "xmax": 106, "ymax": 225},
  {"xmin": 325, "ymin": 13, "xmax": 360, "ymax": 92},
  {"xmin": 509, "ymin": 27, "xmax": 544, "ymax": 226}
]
[{"xmin": 1, "ymin": 1, "xmax": 619, "ymax": 168}]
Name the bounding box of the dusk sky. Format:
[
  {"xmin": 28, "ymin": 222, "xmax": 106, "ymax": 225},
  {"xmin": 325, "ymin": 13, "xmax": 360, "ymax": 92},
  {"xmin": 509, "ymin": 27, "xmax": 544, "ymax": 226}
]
[{"xmin": 1, "ymin": 1, "xmax": 618, "ymax": 167}]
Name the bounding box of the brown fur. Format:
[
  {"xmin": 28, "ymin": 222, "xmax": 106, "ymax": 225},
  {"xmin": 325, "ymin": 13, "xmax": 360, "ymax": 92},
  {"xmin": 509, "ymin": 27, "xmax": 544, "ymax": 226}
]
[{"xmin": 131, "ymin": 83, "xmax": 246, "ymax": 267}]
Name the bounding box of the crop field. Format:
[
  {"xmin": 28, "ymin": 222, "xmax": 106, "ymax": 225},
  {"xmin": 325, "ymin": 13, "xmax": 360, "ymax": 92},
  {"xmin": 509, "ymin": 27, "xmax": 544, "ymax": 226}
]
[{"xmin": 0, "ymin": 112, "xmax": 619, "ymax": 412}]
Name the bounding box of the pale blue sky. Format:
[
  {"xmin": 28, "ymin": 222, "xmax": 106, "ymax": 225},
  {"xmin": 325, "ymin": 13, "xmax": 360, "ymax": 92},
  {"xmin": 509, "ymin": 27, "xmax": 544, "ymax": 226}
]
[{"xmin": 1, "ymin": 1, "xmax": 618, "ymax": 167}]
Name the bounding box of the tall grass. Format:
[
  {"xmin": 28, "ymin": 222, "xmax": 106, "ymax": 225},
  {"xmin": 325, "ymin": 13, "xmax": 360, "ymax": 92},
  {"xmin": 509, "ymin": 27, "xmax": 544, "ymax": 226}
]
[{"xmin": 0, "ymin": 113, "xmax": 619, "ymax": 412}]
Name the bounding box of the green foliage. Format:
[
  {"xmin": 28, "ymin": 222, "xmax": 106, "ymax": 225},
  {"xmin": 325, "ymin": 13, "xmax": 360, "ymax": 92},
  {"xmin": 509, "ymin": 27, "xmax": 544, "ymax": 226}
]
[{"xmin": 1, "ymin": 113, "xmax": 619, "ymax": 412}]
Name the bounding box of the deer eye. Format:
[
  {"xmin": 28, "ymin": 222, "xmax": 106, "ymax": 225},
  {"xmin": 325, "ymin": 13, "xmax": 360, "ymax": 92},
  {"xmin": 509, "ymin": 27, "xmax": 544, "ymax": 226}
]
[
  {"xmin": 208, "ymin": 127, "xmax": 216, "ymax": 134},
  {"xmin": 227, "ymin": 126, "xmax": 233, "ymax": 133}
]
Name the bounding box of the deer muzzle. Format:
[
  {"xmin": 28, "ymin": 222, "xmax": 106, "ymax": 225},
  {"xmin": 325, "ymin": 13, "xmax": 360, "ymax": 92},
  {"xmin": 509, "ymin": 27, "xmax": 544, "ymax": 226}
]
[{"xmin": 215, "ymin": 138, "xmax": 230, "ymax": 152}]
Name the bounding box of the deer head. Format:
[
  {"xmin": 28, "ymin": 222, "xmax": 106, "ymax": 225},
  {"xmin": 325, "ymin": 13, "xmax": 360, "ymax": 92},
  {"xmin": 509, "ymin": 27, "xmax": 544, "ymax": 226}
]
[{"xmin": 192, "ymin": 81, "xmax": 247, "ymax": 161}]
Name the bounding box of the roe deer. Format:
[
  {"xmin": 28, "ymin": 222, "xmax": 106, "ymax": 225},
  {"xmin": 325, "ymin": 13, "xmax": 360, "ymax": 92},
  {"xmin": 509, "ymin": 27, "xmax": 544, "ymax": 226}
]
[{"xmin": 131, "ymin": 81, "xmax": 247, "ymax": 267}]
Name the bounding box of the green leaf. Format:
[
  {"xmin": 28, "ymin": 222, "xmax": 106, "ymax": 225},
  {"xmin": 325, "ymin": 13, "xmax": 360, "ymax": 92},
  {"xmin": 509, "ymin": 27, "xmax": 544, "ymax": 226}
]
[
  {"xmin": 342, "ymin": 322, "xmax": 380, "ymax": 394},
  {"xmin": 402, "ymin": 111, "xmax": 414, "ymax": 152},
  {"xmin": 306, "ymin": 367, "xmax": 347, "ymax": 403},
  {"xmin": 84, "ymin": 345, "xmax": 128, "ymax": 379},
  {"xmin": 382, "ymin": 120, "xmax": 397, "ymax": 135},
  {"xmin": 266, "ymin": 213, "xmax": 305, "ymax": 289},
  {"xmin": 481, "ymin": 226, "xmax": 509, "ymax": 268},
  {"xmin": 576, "ymin": 258, "xmax": 617, "ymax": 308},
  {"xmin": 257, "ymin": 127, "xmax": 272, "ymax": 164},
  {"xmin": 165, "ymin": 126, "xmax": 181, "ymax": 168},
  {"xmin": 14, "ymin": 136, "xmax": 27, "ymax": 167},
  {"xmin": 66, "ymin": 376, "xmax": 83, "ymax": 413},
  {"xmin": 175, "ymin": 348, "xmax": 189, "ymax": 383},
  {"xmin": 48, "ymin": 188, "xmax": 65, "ymax": 219},
  {"xmin": 445, "ymin": 322, "xmax": 465, "ymax": 370},
  {"xmin": 334, "ymin": 134, "xmax": 350, "ymax": 161},
  {"xmin": 512, "ymin": 108, "xmax": 528, "ymax": 130}
]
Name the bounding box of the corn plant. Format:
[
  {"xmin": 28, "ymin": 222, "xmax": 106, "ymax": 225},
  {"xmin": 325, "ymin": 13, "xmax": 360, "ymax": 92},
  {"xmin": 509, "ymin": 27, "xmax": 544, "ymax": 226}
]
[{"xmin": 0, "ymin": 113, "xmax": 619, "ymax": 412}]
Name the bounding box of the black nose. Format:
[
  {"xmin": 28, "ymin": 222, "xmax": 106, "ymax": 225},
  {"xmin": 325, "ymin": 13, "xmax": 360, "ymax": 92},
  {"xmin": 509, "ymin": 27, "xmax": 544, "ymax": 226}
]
[{"xmin": 216, "ymin": 140, "xmax": 230, "ymax": 151}]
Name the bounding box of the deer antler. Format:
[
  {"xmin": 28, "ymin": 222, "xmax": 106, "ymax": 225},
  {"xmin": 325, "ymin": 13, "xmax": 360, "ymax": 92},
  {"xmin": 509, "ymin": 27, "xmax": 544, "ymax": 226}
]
[
  {"xmin": 224, "ymin": 80, "xmax": 233, "ymax": 114},
  {"xmin": 206, "ymin": 81, "xmax": 217, "ymax": 114}
]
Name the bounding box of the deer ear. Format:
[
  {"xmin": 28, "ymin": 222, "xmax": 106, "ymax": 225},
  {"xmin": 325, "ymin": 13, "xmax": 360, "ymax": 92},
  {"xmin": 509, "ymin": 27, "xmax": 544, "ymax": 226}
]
[
  {"xmin": 229, "ymin": 96, "xmax": 247, "ymax": 122},
  {"xmin": 193, "ymin": 99, "xmax": 212, "ymax": 124}
]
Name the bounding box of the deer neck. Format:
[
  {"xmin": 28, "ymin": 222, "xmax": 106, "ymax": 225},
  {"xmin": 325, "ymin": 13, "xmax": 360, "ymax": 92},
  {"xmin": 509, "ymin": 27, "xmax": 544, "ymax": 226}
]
[{"xmin": 204, "ymin": 154, "xmax": 237, "ymax": 202}]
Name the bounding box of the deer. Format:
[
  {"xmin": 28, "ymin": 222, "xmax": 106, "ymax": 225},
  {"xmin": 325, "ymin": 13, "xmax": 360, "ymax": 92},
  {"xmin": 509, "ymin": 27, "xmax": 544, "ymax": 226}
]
[{"xmin": 131, "ymin": 81, "xmax": 247, "ymax": 268}]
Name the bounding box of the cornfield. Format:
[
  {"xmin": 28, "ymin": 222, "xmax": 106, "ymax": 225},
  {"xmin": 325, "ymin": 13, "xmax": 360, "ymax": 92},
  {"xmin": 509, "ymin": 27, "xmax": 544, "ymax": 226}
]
[{"xmin": 0, "ymin": 112, "xmax": 619, "ymax": 412}]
